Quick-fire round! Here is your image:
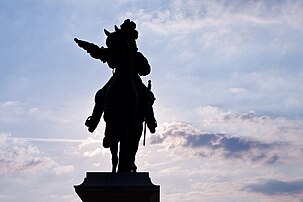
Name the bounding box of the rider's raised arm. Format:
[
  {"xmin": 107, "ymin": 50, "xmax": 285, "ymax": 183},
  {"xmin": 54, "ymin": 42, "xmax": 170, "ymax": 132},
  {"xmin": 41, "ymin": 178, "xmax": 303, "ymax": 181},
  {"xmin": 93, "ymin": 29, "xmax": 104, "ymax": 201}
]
[{"xmin": 74, "ymin": 38, "xmax": 108, "ymax": 63}]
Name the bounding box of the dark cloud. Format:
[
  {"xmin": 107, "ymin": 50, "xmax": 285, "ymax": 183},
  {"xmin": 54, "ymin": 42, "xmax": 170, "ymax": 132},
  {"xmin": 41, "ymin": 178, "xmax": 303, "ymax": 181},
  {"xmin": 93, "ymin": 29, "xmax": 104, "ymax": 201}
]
[
  {"xmin": 150, "ymin": 122, "xmax": 283, "ymax": 164},
  {"xmin": 186, "ymin": 134, "xmax": 280, "ymax": 163},
  {"xmin": 221, "ymin": 111, "xmax": 270, "ymax": 122},
  {"xmin": 244, "ymin": 179, "xmax": 303, "ymax": 195}
]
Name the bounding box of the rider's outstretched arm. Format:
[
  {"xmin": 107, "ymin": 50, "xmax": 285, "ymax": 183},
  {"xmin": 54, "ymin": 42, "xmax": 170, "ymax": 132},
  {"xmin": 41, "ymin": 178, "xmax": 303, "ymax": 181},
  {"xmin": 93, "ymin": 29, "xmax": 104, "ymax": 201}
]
[{"xmin": 74, "ymin": 38, "xmax": 108, "ymax": 63}]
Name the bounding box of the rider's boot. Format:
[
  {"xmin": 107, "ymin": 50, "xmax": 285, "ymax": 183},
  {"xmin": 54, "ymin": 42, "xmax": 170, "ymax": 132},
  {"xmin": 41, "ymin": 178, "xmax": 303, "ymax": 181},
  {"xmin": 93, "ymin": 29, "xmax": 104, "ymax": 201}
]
[{"xmin": 85, "ymin": 115, "xmax": 100, "ymax": 133}]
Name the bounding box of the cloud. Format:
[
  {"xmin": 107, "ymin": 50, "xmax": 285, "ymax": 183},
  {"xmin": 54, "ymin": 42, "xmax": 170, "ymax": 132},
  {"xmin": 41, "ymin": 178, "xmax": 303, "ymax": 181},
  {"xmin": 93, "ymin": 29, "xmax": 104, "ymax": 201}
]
[
  {"xmin": 245, "ymin": 179, "xmax": 303, "ymax": 196},
  {"xmin": 228, "ymin": 87, "xmax": 247, "ymax": 94},
  {"xmin": 150, "ymin": 1, "xmax": 302, "ymax": 29},
  {"xmin": 0, "ymin": 133, "xmax": 73, "ymax": 176},
  {"xmin": 120, "ymin": 1, "xmax": 303, "ymax": 121},
  {"xmin": 0, "ymin": 101, "xmax": 19, "ymax": 108},
  {"xmin": 10, "ymin": 137, "xmax": 83, "ymax": 143},
  {"xmin": 0, "ymin": 100, "xmax": 71, "ymax": 124},
  {"xmin": 83, "ymin": 148, "xmax": 104, "ymax": 158},
  {"xmin": 150, "ymin": 121, "xmax": 283, "ymax": 164},
  {"xmin": 77, "ymin": 131, "xmax": 101, "ymax": 149},
  {"xmin": 281, "ymin": 0, "xmax": 303, "ymax": 30},
  {"xmin": 52, "ymin": 165, "xmax": 74, "ymax": 175},
  {"xmin": 124, "ymin": 0, "xmax": 303, "ymax": 46},
  {"xmin": 197, "ymin": 106, "xmax": 303, "ymax": 143}
]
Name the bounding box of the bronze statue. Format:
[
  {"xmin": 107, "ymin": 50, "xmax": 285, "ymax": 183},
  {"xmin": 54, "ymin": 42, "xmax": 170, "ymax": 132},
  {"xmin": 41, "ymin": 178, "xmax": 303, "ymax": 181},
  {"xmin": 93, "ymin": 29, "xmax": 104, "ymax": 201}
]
[{"xmin": 74, "ymin": 19, "xmax": 157, "ymax": 172}]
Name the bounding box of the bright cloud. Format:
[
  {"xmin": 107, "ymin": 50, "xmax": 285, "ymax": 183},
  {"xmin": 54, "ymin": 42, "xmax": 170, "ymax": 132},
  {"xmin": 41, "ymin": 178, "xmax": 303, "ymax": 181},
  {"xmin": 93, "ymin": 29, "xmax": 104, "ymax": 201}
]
[
  {"xmin": 0, "ymin": 133, "xmax": 73, "ymax": 176},
  {"xmin": 197, "ymin": 105, "xmax": 303, "ymax": 143}
]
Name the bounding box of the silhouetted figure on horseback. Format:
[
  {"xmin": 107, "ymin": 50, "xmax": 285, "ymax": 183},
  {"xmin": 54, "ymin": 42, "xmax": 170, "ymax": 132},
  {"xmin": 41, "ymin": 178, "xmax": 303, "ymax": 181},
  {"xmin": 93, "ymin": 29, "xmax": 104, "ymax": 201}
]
[{"xmin": 74, "ymin": 19, "xmax": 157, "ymax": 172}]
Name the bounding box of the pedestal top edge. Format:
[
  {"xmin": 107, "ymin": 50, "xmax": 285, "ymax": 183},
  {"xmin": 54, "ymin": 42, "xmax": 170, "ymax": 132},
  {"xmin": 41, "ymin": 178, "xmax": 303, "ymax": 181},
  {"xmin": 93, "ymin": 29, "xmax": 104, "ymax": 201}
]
[{"xmin": 86, "ymin": 172, "xmax": 150, "ymax": 177}]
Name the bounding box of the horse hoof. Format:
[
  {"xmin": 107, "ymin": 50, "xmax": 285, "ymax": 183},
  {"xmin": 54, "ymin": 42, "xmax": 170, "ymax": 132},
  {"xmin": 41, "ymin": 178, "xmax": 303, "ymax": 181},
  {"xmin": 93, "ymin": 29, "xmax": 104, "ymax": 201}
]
[{"xmin": 130, "ymin": 163, "xmax": 137, "ymax": 172}]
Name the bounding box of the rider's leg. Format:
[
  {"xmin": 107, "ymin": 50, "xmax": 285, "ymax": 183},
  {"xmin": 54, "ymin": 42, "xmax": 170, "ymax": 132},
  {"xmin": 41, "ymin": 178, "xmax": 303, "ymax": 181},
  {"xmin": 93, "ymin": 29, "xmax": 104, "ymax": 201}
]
[
  {"xmin": 85, "ymin": 78, "xmax": 113, "ymax": 132},
  {"xmin": 85, "ymin": 89, "xmax": 104, "ymax": 132}
]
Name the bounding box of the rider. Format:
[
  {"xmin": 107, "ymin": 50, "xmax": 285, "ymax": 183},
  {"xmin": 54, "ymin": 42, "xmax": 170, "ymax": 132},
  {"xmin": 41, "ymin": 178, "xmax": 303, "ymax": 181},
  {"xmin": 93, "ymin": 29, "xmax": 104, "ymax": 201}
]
[{"xmin": 84, "ymin": 19, "xmax": 157, "ymax": 147}]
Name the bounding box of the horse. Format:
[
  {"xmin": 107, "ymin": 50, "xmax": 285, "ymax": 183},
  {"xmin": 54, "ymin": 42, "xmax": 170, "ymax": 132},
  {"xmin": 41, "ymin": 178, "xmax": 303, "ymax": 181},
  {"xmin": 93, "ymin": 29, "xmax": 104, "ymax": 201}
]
[{"xmin": 88, "ymin": 72, "xmax": 147, "ymax": 173}]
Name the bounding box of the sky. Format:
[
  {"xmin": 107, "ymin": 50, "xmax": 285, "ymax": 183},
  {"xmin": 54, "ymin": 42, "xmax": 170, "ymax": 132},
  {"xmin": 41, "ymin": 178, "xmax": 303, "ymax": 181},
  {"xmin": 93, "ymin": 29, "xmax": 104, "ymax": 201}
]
[{"xmin": 1, "ymin": 0, "xmax": 303, "ymax": 201}]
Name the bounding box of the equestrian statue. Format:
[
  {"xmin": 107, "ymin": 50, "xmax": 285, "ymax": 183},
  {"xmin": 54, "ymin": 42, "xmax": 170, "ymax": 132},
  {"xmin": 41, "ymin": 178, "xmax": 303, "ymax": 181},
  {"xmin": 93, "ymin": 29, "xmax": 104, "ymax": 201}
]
[{"xmin": 74, "ymin": 19, "xmax": 157, "ymax": 172}]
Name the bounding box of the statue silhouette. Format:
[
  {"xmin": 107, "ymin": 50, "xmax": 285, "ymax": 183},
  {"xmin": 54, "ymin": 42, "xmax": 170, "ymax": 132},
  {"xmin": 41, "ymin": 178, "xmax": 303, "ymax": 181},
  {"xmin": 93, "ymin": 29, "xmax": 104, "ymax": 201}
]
[{"xmin": 74, "ymin": 19, "xmax": 157, "ymax": 172}]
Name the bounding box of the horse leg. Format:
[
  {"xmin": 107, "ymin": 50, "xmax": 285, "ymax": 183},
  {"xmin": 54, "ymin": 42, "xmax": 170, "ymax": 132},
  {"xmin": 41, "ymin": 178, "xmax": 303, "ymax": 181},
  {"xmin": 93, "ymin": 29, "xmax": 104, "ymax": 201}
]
[
  {"xmin": 118, "ymin": 128, "xmax": 132, "ymax": 172},
  {"xmin": 110, "ymin": 143, "xmax": 118, "ymax": 173},
  {"xmin": 129, "ymin": 123, "xmax": 143, "ymax": 172},
  {"xmin": 118, "ymin": 138, "xmax": 127, "ymax": 172}
]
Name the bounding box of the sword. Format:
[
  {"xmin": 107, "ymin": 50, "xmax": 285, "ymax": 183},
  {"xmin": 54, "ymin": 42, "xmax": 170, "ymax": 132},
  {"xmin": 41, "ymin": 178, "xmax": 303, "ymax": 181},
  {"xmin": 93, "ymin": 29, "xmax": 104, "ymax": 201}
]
[{"xmin": 143, "ymin": 80, "xmax": 152, "ymax": 146}]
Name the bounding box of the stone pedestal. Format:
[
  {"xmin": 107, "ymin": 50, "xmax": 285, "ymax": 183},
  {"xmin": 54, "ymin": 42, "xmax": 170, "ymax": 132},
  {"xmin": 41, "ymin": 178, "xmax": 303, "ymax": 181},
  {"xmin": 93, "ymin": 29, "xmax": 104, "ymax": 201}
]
[{"xmin": 74, "ymin": 172, "xmax": 160, "ymax": 202}]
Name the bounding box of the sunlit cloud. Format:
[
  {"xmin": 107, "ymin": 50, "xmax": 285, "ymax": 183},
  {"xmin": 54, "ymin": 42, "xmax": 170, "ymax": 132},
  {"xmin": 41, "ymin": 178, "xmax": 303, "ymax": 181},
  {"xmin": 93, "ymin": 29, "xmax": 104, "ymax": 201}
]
[
  {"xmin": 228, "ymin": 87, "xmax": 247, "ymax": 94},
  {"xmin": 197, "ymin": 105, "xmax": 303, "ymax": 143},
  {"xmin": 0, "ymin": 100, "xmax": 71, "ymax": 124},
  {"xmin": 0, "ymin": 133, "xmax": 74, "ymax": 176},
  {"xmin": 52, "ymin": 165, "xmax": 74, "ymax": 175},
  {"xmin": 77, "ymin": 130, "xmax": 102, "ymax": 149},
  {"xmin": 9, "ymin": 137, "xmax": 83, "ymax": 143},
  {"xmin": 83, "ymin": 147, "xmax": 105, "ymax": 158}
]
